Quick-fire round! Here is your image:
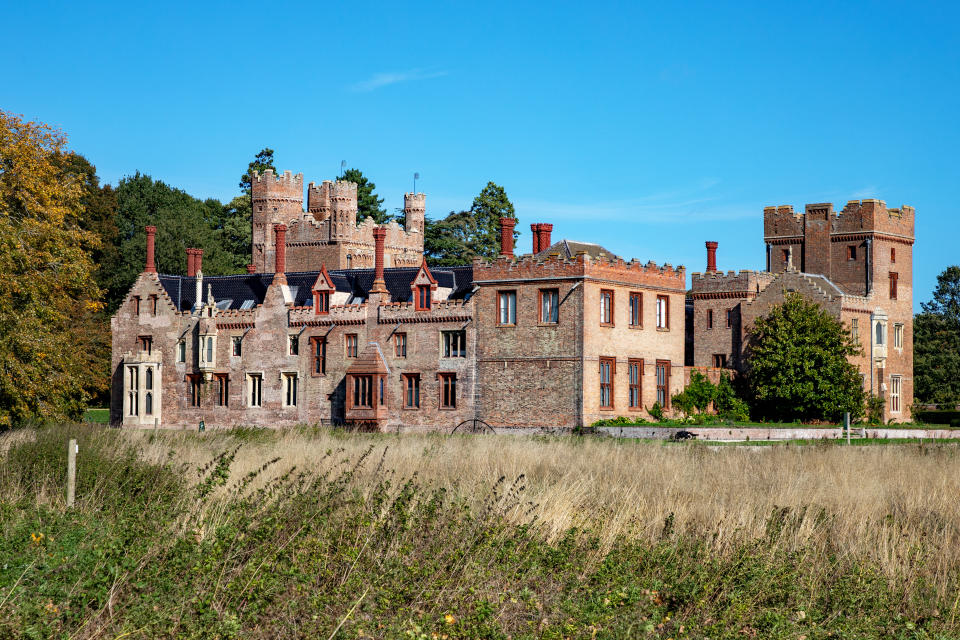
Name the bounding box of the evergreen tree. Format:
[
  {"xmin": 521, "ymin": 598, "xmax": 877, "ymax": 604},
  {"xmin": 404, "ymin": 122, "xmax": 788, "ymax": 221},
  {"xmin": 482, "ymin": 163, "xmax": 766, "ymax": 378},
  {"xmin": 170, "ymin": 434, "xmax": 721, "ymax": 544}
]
[
  {"xmin": 239, "ymin": 148, "xmax": 275, "ymax": 194},
  {"xmin": 744, "ymin": 293, "xmax": 865, "ymax": 422},
  {"xmin": 469, "ymin": 181, "xmax": 517, "ymax": 260},
  {"xmin": 423, "ymin": 182, "xmax": 518, "ymax": 266},
  {"xmin": 915, "ymin": 266, "xmax": 960, "ymax": 405},
  {"xmin": 341, "ymin": 168, "xmax": 389, "ymax": 224},
  {"xmin": 108, "ymin": 173, "xmax": 239, "ymax": 308}
]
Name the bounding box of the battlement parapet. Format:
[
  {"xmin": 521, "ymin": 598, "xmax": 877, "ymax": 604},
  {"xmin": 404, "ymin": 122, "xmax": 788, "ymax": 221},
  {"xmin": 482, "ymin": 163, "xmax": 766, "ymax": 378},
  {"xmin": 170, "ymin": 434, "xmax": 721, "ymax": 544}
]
[
  {"xmin": 251, "ymin": 169, "xmax": 304, "ymax": 192},
  {"xmin": 472, "ymin": 252, "xmax": 685, "ymax": 288},
  {"xmin": 288, "ymin": 303, "xmax": 368, "ymax": 326},
  {"xmin": 764, "ymin": 198, "xmax": 915, "ymax": 240},
  {"xmin": 403, "ymin": 192, "xmax": 426, "ymax": 210},
  {"xmin": 690, "ymin": 269, "xmax": 776, "ymax": 295},
  {"xmin": 378, "ymin": 298, "xmax": 474, "ymax": 324}
]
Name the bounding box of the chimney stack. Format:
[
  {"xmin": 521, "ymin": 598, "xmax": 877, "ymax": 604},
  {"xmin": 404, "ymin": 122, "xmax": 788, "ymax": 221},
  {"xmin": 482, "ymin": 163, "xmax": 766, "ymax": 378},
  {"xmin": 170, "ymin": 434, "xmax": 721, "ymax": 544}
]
[
  {"xmin": 370, "ymin": 226, "xmax": 388, "ymax": 294},
  {"xmin": 499, "ymin": 218, "xmax": 516, "ymax": 257},
  {"xmin": 193, "ymin": 249, "xmax": 204, "ymax": 312},
  {"xmin": 186, "ymin": 248, "xmax": 197, "ymax": 277},
  {"xmin": 246, "ymin": 263, "xmax": 256, "ymax": 274},
  {"xmin": 539, "ymin": 224, "xmax": 553, "ymax": 253},
  {"xmin": 705, "ymin": 241, "xmax": 718, "ymax": 272},
  {"xmin": 531, "ymin": 223, "xmax": 542, "ymax": 254},
  {"xmin": 273, "ymin": 224, "xmax": 287, "ymax": 275},
  {"xmin": 144, "ymin": 226, "xmax": 157, "ymax": 273}
]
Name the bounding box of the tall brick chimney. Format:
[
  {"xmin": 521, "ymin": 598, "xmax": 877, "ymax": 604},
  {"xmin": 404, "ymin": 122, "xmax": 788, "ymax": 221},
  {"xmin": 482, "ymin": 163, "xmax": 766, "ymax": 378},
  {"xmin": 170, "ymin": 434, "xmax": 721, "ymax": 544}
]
[
  {"xmin": 274, "ymin": 224, "xmax": 287, "ymax": 275},
  {"xmin": 193, "ymin": 249, "xmax": 204, "ymax": 312},
  {"xmin": 705, "ymin": 241, "xmax": 718, "ymax": 272},
  {"xmin": 186, "ymin": 249, "xmax": 197, "ymax": 277},
  {"xmin": 144, "ymin": 226, "xmax": 157, "ymax": 273},
  {"xmin": 500, "ymin": 218, "xmax": 516, "ymax": 257},
  {"xmin": 194, "ymin": 249, "xmax": 203, "ymax": 275},
  {"xmin": 538, "ymin": 224, "xmax": 553, "ymax": 253},
  {"xmin": 531, "ymin": 223, "xmax": 542, "ymax": 254},
  {"xmin": 371, "ymin": 226, "xmax": 388, "ymax": 294}
]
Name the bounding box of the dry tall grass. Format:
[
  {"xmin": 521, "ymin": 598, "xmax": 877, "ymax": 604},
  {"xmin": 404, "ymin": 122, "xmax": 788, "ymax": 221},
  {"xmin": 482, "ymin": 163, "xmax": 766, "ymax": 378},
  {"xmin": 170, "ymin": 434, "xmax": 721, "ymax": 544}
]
[{"xmin": 124, "ymin": 428, "xmax": 960, "ymax": 601}]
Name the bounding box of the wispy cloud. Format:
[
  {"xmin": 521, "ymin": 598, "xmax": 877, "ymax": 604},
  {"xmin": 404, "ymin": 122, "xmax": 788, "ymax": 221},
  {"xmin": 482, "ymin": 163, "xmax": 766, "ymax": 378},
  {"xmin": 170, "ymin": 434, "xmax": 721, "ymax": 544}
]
[
  {"xmin": 850, "ymin": 185, "xmax": 880, "ymax": 199},
  {"xmin": 514, "ymin": 180, "xmax": 757, "ymax": 224},
  {"xmin": 350, "ymin": 69, "xmax": 447, "ymax": 92}
]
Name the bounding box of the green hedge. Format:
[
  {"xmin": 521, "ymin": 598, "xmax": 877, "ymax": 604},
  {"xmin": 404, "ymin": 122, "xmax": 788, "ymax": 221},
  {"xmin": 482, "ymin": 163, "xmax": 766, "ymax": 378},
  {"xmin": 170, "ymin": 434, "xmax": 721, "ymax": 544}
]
[{"xmin": 914, "ymin": 410, "xmax": 960, "ymax": 426}]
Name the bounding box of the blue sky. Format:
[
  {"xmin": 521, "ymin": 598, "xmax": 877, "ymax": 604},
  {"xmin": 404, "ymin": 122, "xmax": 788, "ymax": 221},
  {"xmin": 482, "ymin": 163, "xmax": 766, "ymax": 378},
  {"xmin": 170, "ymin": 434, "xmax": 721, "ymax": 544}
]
[{"xmin": 5, "ymin": 1, "xmax": 958, "ymax": 308}]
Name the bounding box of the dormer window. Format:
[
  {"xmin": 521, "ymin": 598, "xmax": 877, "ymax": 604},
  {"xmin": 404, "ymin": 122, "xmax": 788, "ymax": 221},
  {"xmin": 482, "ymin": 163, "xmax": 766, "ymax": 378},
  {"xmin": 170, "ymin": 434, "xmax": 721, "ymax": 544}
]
[
  {"xmin": 416, "ymin": 284, "xmax": 431, "ymax": 311},
  {"xmin": 315, "ymin": 291, "xmax": 330, "ymax": 314}
]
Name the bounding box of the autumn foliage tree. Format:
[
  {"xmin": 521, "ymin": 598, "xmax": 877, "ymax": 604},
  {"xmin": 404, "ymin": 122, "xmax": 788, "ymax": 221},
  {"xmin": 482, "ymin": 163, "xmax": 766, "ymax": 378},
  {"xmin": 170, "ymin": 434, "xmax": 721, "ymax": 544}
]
[{"xmin": 0, "ymin": 111, "xmax": 104, "ymax": 427}]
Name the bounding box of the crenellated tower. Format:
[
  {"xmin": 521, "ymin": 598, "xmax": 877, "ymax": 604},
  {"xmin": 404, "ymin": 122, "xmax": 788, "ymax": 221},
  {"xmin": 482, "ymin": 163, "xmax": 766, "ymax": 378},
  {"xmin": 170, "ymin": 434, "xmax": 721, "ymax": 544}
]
[
  {"xmin": 251, "ymin": 169, "xmax": 304, "ymax": 272},
  {"xmin": 329, "ymin": 180, "xmax": 358, "ymax": 242},
  {"xmin": 403, "ymin": 192, "xmax": 425, "ymax": 235}
]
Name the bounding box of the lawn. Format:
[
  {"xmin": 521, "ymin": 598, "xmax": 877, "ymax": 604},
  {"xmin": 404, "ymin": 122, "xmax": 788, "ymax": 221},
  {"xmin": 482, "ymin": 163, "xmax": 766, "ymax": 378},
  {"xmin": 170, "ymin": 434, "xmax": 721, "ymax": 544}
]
[{"xmin": 2, "ymin": 424, "xmax": 958, "ymax": 638}]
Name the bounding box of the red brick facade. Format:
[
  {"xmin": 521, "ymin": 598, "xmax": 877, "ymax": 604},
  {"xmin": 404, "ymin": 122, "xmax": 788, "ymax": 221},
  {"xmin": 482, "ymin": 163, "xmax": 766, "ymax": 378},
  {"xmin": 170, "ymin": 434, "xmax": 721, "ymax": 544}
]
[{"xmin": 692, "ymin": 198, "xmax": 915, "ymax": 421}]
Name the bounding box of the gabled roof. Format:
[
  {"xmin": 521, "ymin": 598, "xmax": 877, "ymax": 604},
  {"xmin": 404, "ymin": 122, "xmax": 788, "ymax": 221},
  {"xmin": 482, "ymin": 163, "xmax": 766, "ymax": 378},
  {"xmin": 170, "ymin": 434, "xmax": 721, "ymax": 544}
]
[
  {"xmin": 346, "ymin": 342, "xmax": 389, "ymax": 375},
  {"xmin": 157, "ymin": 264, "xmax": 475, "ymax": 312},
  {"xmin": 532, "ymin": 239, "xmax": 622, "ymax": 261}
]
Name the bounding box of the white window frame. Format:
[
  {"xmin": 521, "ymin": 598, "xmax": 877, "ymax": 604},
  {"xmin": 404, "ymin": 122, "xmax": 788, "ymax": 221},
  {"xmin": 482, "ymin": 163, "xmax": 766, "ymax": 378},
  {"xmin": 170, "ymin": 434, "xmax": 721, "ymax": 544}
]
[
  {"xmin": 894, "ymin": 323, "xmax": 904, "ymax": 349},
  {"xmin": 656, "ymin": 296, "xmax": 669, "ymax": 329},
  {"xmin": 247, "ymin": 372, "xmax": 263, "ymax": 408},
  {"xmin": 283, "ymin": 372, "xmax": 298, "ymax": 407},
  {"xmin": 498, "ymin": 291, "xmax": 516, "ymax": 325},
  {"xmin": 890, "ymin": 375, "xmax": 901, "ymax": 413}
]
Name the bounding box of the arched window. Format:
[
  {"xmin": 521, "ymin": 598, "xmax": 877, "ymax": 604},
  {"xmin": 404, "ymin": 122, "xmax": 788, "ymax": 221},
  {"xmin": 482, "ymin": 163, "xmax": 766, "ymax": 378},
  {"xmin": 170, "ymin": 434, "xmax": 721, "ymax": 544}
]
[
  {"xmin": 146, "ymin": 367, "xmax": 153, "ymax": 390},
  {"xmin": 875, "ymin": 322, "xmax": 884, "ymax": 345},
  {"xmin": 145, "ymin": 392, "xmax": 153, "ymax": 415}
]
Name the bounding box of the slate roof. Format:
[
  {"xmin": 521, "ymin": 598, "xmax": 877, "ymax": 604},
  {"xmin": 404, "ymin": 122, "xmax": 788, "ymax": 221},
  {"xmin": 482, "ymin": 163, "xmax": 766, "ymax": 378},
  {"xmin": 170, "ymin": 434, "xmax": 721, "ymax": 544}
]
[
  {"xmin": 531, "ymin": 239, "xmax": 622, "ymax": 261},
  {"xmin": 158, "ymin": 265, "xmax": 475, "ymax": 312}
]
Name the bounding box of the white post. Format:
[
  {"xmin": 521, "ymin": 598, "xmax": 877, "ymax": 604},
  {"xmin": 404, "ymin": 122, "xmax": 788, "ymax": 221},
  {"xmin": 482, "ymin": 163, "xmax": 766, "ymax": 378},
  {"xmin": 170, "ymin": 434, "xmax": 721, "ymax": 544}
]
[
  {"xmin": 844, "ymin": 412, "xmax": 851, "ymax": 445},
  {"xmin": 66, "ymin": 439, "xmax": 77, "ymax": 507}
]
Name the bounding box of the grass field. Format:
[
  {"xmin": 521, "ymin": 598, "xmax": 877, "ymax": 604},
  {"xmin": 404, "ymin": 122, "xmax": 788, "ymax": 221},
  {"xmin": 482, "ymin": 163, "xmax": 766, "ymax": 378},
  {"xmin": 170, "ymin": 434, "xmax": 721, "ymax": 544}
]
[
  {"xmin": 80, "ymin": 408, "xmax": 109, "ymax": 423},
  {"xmin": 3, "ymin": 425, "xmax": 960, "ymax": 638}
]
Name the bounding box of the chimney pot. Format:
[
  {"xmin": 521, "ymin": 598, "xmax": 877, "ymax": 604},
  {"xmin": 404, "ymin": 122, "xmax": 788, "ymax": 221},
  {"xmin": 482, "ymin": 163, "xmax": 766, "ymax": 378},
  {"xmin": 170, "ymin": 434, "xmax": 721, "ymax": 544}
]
[
  {"xmin": 194, "ymin": 248, "xmax": 203, "ymax": 274},
  {"xmin": 186, "ymin": 249, "xmax": 196, "ymax": 277},
  {"xmin": 499, "ymin": 218, "xmax": 516, "ymax": 257},
  {"xmin": 144, "ymin": 226, "xmax": 157, "ymax": 273},
  {"xmin": 531, "ymin": 223, "xmax": 541, "ymax": 254},
  {"xmin": 246, "ymin": 263, "xmax": 256, "ymax": 274},
  {"xmin": 705, "ymin": 241, "xmax": 718, "ymax": 272}
]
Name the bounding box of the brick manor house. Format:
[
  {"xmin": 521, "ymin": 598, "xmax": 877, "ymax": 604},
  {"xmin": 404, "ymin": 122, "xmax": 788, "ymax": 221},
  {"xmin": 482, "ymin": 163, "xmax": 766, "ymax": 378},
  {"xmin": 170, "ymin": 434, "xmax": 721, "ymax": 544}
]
[{"xmin": 110, "ymin": 169, "xmax": 914, "ymax": 429}]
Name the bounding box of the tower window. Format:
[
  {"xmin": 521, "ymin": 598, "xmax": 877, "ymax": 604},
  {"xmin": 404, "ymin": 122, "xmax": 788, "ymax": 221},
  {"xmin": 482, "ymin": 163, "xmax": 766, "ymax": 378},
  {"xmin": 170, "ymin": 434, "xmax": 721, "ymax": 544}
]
[
  {"xmin": 847, "ymin": 245, "xmax": 856, "ymax": 260},
  {"xmin": 289, "ymin": 335, "xmax": 299, "ymax": 356},
  {"xmin": 232, "ymin": 336, "xmax": 242, "ymax": 357},
  {"xmin": 394, "ymin": 332, "xmax": 407, "ymax": 357},
  {"xmin": 891, "ymin": 247, "xmax": 896, "ymax": 263},
  {"xmin": 707, "ymin": 309, "xmax": 713, "ymax": 329},
  {"xmin": 889, "ymin": 272, "xmax": 898, "ymax": 300}
]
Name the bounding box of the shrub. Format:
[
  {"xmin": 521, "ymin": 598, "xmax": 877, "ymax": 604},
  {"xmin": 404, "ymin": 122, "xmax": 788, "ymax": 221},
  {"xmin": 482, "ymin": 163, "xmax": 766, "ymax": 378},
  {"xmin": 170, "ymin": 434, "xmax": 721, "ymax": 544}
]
[{"xmin": 648, "ymin": 402, "xmax": 665, "ymax": 422}]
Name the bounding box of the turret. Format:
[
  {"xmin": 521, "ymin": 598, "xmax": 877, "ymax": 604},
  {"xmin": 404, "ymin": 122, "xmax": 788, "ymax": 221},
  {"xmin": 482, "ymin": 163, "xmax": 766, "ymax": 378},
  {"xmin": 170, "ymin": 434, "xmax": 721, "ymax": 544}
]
[
  {"xmin": 404, "ymin": 192, "xmax": 425, "ymax": 235},
  {"xmin": 251, "ymin": 169, "xmax": 304, "ymax": 272},
  {"xmin": 307, "ymin": 180, "xmax": 334, "ymax": 222},
  {"xmin": 330, "ymin": 180, "xmax": 358, "ymax": 241}
]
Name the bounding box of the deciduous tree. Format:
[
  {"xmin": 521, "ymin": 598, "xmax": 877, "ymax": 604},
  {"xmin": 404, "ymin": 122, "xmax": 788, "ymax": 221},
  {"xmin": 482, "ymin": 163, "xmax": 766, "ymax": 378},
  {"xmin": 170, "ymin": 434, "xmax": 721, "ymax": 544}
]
[
  {"xmin": 0, "ymin": 111, "xmax": 104, "ymax": 427},
  {"xmin": 915, "ymin": 266, "xmax": 960, "ymax": 405},
  {"xmin": 744, "ymin": 293, "xmax": 865, "ymax": 422}
]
